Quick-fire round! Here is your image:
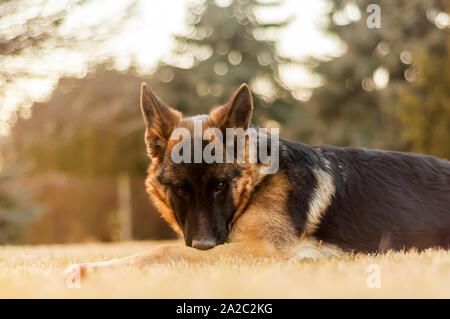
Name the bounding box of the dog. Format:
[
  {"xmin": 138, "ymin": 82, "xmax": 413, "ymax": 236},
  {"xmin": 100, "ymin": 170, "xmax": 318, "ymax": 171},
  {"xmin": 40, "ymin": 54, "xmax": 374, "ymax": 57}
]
[{"xmin": 68, "ymin": 83, "xmax": 450, "ymax": 275}]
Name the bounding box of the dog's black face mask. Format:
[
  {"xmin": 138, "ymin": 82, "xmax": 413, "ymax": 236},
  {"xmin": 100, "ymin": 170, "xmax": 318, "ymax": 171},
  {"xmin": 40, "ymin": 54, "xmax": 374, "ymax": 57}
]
[
  {"xmin": 140, "ymin": 83, "xmax": 254, "ymax": 250},
  {"xmin": 157, "ymin": 162, "xmax": 242, "ymax": 250}
]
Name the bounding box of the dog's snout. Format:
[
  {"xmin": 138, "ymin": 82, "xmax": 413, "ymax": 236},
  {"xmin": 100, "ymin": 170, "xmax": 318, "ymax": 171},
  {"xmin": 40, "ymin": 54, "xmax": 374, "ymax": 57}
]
[{"xmin": 192, "ymin": 239, "xmax": 216, "ymax": 250}]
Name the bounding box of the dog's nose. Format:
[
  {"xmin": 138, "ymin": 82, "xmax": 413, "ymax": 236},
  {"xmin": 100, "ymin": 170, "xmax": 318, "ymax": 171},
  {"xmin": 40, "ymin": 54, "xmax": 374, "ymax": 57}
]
[{"xmin": 192, "ymin": 239, "xmax": 216, "ymax": 250}]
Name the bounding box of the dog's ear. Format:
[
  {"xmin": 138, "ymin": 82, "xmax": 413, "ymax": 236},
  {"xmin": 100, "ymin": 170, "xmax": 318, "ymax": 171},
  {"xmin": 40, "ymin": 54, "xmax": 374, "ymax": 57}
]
[
  {"xmin": 210, "ymin": 83, "xmax": 253, "ymax": 130},
  {"xmin": 140, "ymin": 83, "xmax": 182, "ymax": 159}
]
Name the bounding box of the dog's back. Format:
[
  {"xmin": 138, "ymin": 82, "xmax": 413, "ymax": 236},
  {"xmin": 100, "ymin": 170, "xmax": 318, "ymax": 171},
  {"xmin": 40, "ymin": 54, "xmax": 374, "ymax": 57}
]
[{"xmin": 311, "ymin": 145, "xmax": 450, "ymax": 252}]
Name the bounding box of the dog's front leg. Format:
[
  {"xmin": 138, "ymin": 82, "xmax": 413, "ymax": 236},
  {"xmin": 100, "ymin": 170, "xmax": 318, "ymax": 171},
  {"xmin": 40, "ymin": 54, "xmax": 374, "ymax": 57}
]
[{"xmin": 65, "ymin": 241, "xmax": 282, "ymax": 278}]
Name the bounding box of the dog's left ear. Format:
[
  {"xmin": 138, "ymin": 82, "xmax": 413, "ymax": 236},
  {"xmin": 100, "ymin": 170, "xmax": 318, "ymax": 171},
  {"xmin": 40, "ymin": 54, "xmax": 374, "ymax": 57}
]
[
  {"xmin": 140, "ymin": 83, "xmax": 182, "ymax": 159},
  {"xmin": 210, "ymin": 83, "xmax": 253, "ymax": 130}
]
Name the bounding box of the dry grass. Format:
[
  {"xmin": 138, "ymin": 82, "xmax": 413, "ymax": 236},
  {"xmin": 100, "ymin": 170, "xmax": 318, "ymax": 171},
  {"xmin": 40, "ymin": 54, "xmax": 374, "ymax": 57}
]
[{"xmin": 0, "ymin": 240, "xmax": 449, "ymax": 298}]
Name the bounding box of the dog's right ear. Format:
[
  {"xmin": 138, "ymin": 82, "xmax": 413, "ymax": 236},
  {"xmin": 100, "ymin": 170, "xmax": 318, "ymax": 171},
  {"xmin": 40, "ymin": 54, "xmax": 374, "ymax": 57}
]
[
  {"xmin": 210, "ymin": 83, "xmax": 253, "ymax": 131},
  {"xmin": 140, "ymin": 83, "xmax": 182, "ymax": 159}
]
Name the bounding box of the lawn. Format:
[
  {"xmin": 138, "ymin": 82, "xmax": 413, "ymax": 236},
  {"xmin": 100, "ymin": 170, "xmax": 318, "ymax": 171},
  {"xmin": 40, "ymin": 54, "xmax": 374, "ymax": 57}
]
[{"xmin": 0, "ymin": 240, "xmax": 449, "ymax": 298}]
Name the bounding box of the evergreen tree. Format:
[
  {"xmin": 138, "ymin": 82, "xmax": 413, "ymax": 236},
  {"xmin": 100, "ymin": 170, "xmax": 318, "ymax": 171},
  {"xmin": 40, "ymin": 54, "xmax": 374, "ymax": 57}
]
[
  {"xmin": 0, "ymin": 0, "xmax": 135, "ymax": 136},
  {"xmin": 0, "ymin": 166, "xmax": 39, "ymax": 244},
  {"xmin": 396, "ymin": 38, "xmax": 450, "ymax": 159},
  {"xmin": 308, "ymin": 0, "xmax": 448, "ymax": 149},
  {"xmin": 5, "ymin": 69, "xmax": 176, "ymax": 242},
  {"xmin": 7, "ymin": 69, "xmax": 149, "ymax": 177},
  {"xmin": 149, "ymin": 0, "xmax": 312, "ymax": 139}
]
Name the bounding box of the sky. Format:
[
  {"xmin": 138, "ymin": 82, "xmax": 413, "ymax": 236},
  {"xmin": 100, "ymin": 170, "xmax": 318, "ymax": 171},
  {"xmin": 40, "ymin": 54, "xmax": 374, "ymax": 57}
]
[{"xmin": 0, "ymin": 0, "xmax": 346, "ymax": 137}]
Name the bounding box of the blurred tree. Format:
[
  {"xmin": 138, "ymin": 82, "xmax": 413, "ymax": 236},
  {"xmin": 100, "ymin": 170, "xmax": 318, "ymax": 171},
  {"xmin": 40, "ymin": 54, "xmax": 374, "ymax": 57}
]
[
  {"xmin": 396, "ymin": 38, "xmax": 450, "ymax": 159},
  {"xmin": 308, "ymin": 0, "xmax": 449, "ymax": 149},
  {"xmin": 6, "ymin": 68, "xmax": 176, "ymax": 243},
  {"xmin": 0, "ymin": 0, "xmax": 137, "ymax": 243},
  {"xmin": 0, "ymin": 0, "xmax": 135, "ymax": 136},
  {"xmin": 149, "ymin": 0, "xmax": 313, "ymax": 139},
  {"xmin": 0, "ymin": 0, "xmax": 131, "ymax": 57},
  {"xmin": 0, "ymin": 166, "xmax": 39, "ymax": 244},
  {"xmin": 8, "ymin": 69, "xmax": 147, "ymax": 176}
]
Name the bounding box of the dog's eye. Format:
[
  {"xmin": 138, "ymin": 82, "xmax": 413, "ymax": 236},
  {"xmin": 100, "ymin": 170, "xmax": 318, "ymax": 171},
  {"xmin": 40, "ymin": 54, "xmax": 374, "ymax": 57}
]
[
  {"xmin": 215, "ymin": 181, "xmax": 226, "ymax": 192},
  {"xmin": 175, "ymin": 186, "xmax": 186, "ymax": 196}
]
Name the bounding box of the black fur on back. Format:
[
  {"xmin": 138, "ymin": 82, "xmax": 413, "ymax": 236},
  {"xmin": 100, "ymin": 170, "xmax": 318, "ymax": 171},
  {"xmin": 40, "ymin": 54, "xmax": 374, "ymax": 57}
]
[{"xmin": 279, "ymin": 138, "xmax": 450, "ymax": 253}]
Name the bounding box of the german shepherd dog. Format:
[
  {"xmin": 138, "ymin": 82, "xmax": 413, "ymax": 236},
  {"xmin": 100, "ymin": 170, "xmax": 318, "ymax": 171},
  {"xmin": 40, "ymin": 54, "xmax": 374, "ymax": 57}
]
[{"xmin": 68, "ymin": 83, "xmax": 450, "ymax": 276}]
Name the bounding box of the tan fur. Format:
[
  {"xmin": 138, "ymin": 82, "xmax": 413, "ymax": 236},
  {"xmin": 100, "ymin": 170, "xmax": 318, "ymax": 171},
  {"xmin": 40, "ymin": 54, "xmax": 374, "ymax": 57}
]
[
  {"xmin": 209, "ymin": 104, "xmax": 230, "ymax": 129},
  {"xmin": 229, "ymin": 172, "xmax": 297, "ymax": 248},
  {"xmin": 228, "ymin": 163, "xmax": 265, "ymax": 228},
  {"xmin": 304, "ymin": 164, "xmax": 336, "ymax": 235},
  {"xmin": 228, "ymin": 127, "xmax": 270, "ymax": 228},
  {"xmin": 70, "ymin": 241, "xmax": 288, "ymax": 279},
  {"xmin": 145, "ymin": 171, "xmax": 182, "ymax": 234}
]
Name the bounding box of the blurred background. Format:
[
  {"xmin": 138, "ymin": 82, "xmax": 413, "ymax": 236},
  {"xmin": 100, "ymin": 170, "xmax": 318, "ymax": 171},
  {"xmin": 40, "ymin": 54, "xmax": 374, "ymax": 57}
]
[{"xmin": 0, "ymin": 0, "xmax": 448, "ymax": 245}]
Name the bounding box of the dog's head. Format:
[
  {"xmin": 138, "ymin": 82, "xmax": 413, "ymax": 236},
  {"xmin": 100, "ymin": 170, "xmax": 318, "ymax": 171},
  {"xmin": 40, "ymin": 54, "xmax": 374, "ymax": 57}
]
[{"xmin": 140, "ymin": 83, "xmax": 262, "ymax": 250}]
